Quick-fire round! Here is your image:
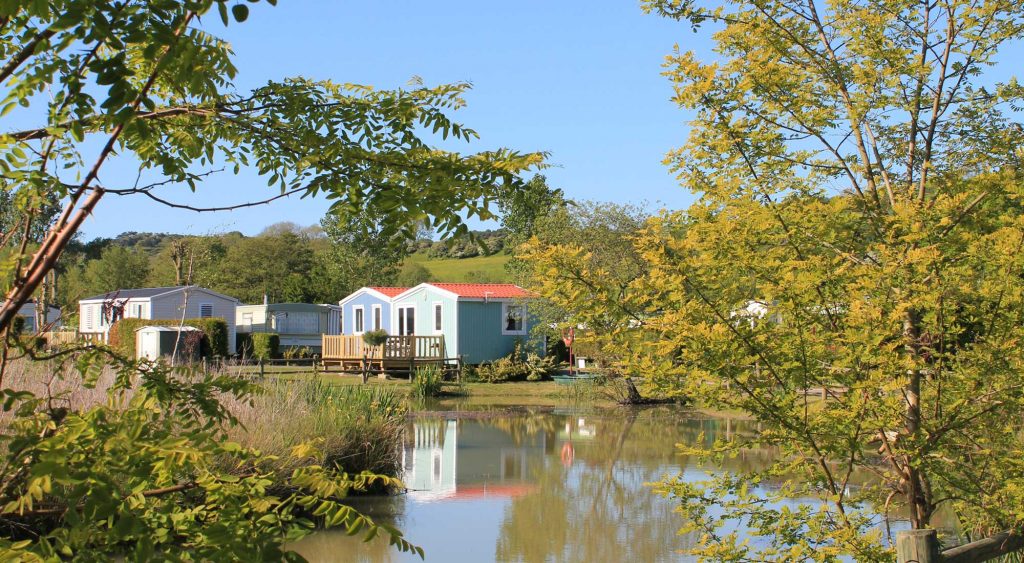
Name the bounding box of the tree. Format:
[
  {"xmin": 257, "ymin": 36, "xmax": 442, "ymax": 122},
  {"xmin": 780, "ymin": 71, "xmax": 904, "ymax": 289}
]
[
  {"xmin": 522, "ymin": 202, "xmax": 653, "ymax": 401},
  {"xmin": 215, "ymin": 231, "xmax": 317, "ymax": 303},
  {"xmin": 320, "ymin": 210, "xmax": 410, "ymax": 297},
  {"xmin": 608, "ymin": 0, "xmax": 1024, "ymax": 557},
  {"xmin": 397, "ymin": 262, "xmax": 432, "ymax": 286},
  {"xmin": 0, "ymin": 1, "xmax": 540, "ymax": 558},
  {"xmin": 500, "ymin": 175, "xmax": 566, "ymax": 282},
  {"xmin": 81, "ymin": 246, "xmax": 151, "ymax": 297}
]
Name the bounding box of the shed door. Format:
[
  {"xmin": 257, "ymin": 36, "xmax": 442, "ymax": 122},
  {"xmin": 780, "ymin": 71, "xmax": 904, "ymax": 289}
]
[{"xmin": 397, "ymin": 306, "xmax": 415, "ymax": 336}]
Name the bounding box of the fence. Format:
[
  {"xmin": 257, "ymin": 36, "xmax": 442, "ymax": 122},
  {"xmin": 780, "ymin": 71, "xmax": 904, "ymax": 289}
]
[{"xmin": 897, "ymin": 529, "xmax": 1024, "ymax": 563}]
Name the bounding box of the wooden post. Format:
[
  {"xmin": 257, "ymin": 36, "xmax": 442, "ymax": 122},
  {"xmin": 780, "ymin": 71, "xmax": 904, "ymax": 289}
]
[
  {"xmin": 896, "ymin": 529, "xmax": 939, "ymax": 563},
  {"xmin": 258, "ymin": 359, "xmax": 264, "ymax": 379}
]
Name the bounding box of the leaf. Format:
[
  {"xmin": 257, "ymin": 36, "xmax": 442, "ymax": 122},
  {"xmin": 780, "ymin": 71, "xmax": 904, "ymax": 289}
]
[{"xmin": 232, "ymin": 4, "xmax": 249, "ymax": 22}]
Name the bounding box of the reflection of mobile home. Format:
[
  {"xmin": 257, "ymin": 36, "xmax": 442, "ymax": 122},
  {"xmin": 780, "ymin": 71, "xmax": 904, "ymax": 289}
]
[
  {"xmin": 401, "ymin": 420, "xmax": 547, "ymax": 500},
  {"xmin": 403, "ymin": 420, "xmax": 457, "ymax": 500}
]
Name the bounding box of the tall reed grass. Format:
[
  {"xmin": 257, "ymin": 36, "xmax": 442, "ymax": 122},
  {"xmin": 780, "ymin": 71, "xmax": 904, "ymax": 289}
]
[
  {"xmin": 1, "ymin": 359, "xmax": 407, "ymax": 489},
  {"xmin": 224, "ymin": 377, "xmax": 406, "ymax": 483}
]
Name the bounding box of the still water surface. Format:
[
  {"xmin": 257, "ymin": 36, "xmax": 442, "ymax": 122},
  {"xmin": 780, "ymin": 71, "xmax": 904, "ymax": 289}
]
[{"xmin": 292, "ymin": 406, "xmax": 776, "ymax": 562}]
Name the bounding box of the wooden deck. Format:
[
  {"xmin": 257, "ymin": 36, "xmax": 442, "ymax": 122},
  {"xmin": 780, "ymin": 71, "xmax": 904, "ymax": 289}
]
[{"xmin": 321, "ymin": 335, "xmax": 459, "ymax": 376}]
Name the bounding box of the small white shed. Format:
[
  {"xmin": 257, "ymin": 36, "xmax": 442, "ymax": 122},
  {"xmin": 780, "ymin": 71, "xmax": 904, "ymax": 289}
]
[{"xmin": 136, "ymin": 326, "xmax": 203, "ymax": 363}]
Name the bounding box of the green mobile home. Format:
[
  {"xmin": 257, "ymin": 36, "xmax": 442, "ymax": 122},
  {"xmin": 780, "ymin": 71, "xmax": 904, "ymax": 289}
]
[{"xmin": 390, "ymin": 283, "xmax": 539, "ymax": 365}]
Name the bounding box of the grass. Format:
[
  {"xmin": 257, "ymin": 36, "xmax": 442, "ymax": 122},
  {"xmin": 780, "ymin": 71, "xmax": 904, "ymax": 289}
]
[
  {"xmin": 0, "ymin": 359, "xmax": 408, "ymax": 490},
  {"xmin": 282, "ymin": 373, "xmax": 624, "ymax": 408},
  {"xmin": 404, "ymin": 251, "xmax": 512, "ymax": 282},
  {"xmin": 223, "ymin": 378, "xmax": 406, "ymax": 486}
]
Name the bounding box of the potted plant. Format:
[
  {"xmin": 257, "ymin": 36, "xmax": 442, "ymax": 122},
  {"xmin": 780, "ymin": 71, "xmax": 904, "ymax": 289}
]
[{"xmin": 361, "ymin": 329, "xmax": 389, "ymax": 382}]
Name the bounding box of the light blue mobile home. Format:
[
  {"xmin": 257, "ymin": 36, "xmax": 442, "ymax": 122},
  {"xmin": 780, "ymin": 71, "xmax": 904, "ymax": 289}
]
[
  {"xmin": 389, "ymin": 283, "xmax": 539, "ymax": 365},
  {"xmin": 339, "ymin": 287, "xmax": 408, "ymax": 335}
]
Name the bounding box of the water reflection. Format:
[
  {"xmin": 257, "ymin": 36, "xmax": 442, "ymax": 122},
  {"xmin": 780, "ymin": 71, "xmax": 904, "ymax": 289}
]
[{"xmin": 291, "ymin": 408, "xmax": 776, "ymax": 562}]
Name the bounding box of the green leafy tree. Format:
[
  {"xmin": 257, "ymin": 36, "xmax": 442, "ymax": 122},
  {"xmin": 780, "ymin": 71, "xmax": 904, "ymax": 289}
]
[
  {"xmin": 0, "ymin": 0, "xmax": 540, "ymax": 559},
  {"xmin": 81, "ymin": 246, "xmax": 152, "ymax": 297},
  {"xmin": 320, "ymin": 211, "xmax": 410, "ymax": 297},
  {"xmin": 522, "ymin": 202, "xmax": 654, "ymax": 401},
  {"xmin": 397, "ymin": 262, "xmax": 432, "ymax": 286},
  {"xmin": 500, "ymin": 175, "xmax": 566, "ymax": 282},
  {"xmin": 567, "ymin": 0, "xmax": 1024, "ymax": 558}
]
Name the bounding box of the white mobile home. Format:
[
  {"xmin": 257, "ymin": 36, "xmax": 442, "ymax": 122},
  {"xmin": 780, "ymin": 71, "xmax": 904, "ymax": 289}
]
[
  {"xmin": 236, "ymin": 302, "xmax": 341, "ymax": 352},
  {"xmin": 78, "ymin": 286, "xmax": 239, "ymax": 354}
]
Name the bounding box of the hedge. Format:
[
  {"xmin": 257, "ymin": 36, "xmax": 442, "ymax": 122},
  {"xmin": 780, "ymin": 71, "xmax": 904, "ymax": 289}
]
[
  {"xmin": 240, "ymin": 333, "xmax": 279, "ymax": 360},
  {"xmin": 109, "ymin": 318, "xmax": 229, "ymax": 359},
  {"xmin": 11, "ymin": 316, "xmax": 25, "ymax": 335}
]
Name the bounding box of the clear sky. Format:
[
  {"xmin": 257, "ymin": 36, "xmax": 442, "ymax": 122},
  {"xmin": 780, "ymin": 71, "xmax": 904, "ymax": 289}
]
[
  {"xmin": 80, "ymin": 1, "xmax": 1022, "ymax": 240},
  {"xmin": 82, "ymin": 1, "xmax": 703, "ymax": 240}
]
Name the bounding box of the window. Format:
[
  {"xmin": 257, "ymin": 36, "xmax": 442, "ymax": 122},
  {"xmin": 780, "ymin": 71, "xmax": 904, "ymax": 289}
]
[
  {"xmin": 353, "ymin": 306, "xmax": 364, "ymax": 334},
  {"xmin": 397, "ymin": 306, "xmax": 415, "ymax": 336},
  {"xmin": 132, "ymin": 303, "xmax": 144, "ymax": 318},
  {"xmin": 84, "ymin": 306, "xmax": 93, "ymax": 330},
  {"xmin": 502, "ymin": 303, "xmax": 526, "ymax": 335},
  {"xmin": 372, "ymin": 305, "xmax": 382, "ymax": 331},
  {"xmin": 241, "ymin": 312, "xmax": 253, "ymax": 327},
  {"xmin": 433, "ymin": 303, "xmax": 443, "ymax": 333},
  {"xmin": 199, "ymin": 303, "xmax": 214, "ymax": 318}
]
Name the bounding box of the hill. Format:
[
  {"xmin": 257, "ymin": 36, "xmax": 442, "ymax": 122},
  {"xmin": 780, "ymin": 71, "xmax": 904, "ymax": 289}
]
[{"xmin": 404, "ymin": 251, "xmax": 512, "ymax": 283}]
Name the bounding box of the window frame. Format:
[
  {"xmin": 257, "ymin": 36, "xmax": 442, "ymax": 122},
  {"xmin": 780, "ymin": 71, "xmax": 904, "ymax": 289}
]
[
  {"xmin": 396, "ymin": 305, "xmax": 415, "ymax": 336},
  {"xmin": 372, "ymin": 304, "xmax": 382, "ymax": 331},
  {"xmin": 353, "ymin": 305, "xmax": 365, "ymax": 334},
  {"xmin": 501, "ymin": 302, "xmax": 527, "ymax": 336},
  {"xmin": 199, "ymin": 303, "xmax": 214, "ymax": 319},
  {"xmin": 433, "ymin": 302, "xmax": 443, "ymax": 333}
]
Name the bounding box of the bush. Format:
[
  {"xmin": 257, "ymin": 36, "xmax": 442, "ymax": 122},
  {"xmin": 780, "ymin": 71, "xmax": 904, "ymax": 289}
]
[
  {"xmin": 281, "ymin": 345, "xmax": 312, "ymax": 360},
  {"xmin": 0, "ymin": 351, "xmax": 419, "ymax": 560},
  {"xmin": 361, "ymin": 329, "xmax": 388, "ymax": 347},
  {"xmin": 246, "ymin": 333, "xmax": 279, "ymax": 360},
  {"xmin": 525, "ymin": 353, "xmax": 559, "ymax": 381},
  {"xmin": 477, "ymin": 355, "xmax": 530, "ymax": 382},
  {"xmin": 11, "ymin": 315, "xmax": 24, "ymax": 335},
  {"xmin": 476, "ymin": 341, "xmax": 557, "ymax": 382},
  {"xmin": 109, "ymin": 318, "xmax": 229, "ymax": 359}
]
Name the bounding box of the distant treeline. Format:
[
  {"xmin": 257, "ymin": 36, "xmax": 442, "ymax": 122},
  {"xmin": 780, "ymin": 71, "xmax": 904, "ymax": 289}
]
[{"xmin": 53, "ymin": 223, "xmax": 511, "ymax": 313}]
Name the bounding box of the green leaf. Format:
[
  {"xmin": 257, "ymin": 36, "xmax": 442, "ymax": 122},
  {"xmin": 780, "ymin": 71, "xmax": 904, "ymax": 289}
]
[{"xmin": 232, "ymin": 4, "xmax": 249, "ymax": 22}]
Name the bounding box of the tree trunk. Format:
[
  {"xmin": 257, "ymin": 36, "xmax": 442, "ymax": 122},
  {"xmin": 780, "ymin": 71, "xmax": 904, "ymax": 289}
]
[
  {"xmin": 622, "ymin": 376, "xmax": 644, "ymax": 404},
  {"xmin": 903, "ymin": 308, "xmax": 933, "ymax": 528}
]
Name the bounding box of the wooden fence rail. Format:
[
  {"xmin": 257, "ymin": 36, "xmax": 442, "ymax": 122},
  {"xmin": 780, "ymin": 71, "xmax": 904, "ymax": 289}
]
[{"xmin": 897, "ymin": 529, "xmax": 1024, "ymax": 563}]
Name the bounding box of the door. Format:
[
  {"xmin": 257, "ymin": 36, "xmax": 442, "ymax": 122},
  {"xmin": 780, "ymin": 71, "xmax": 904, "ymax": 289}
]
[{"xmin": 397, "ymin": 306, "xmax": 415, "ymax": 336}]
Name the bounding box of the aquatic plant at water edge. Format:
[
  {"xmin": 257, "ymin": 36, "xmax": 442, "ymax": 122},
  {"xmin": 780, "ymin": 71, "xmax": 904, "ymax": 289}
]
[{"xmin": 411, "ymin": 365, "xmax": 444, "ymax": 399}]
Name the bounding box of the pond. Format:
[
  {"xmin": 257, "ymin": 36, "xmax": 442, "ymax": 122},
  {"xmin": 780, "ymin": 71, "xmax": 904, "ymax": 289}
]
[{"xmin": 291, "ymin": 406, "xmax": 784, "ymax": 562}]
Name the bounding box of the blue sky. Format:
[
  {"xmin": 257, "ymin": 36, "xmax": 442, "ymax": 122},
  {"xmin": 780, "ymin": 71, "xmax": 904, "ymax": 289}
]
[
  {"xmin": 81, "ymin": 1, "xmax": 1023, "ymax": 240},
  {"xmin": 82, "ymin": 1, "xmax": 702, "ymax": 239}
]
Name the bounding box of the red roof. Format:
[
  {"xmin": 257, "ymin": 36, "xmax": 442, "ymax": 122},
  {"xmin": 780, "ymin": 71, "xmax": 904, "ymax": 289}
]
[
  {"xmin": 428, "ymin": 283, "xmax": 535, "ymax": 299},
  {"xmin": 368, "ymin": 287, "xmax": 409, "ymax": 298}
]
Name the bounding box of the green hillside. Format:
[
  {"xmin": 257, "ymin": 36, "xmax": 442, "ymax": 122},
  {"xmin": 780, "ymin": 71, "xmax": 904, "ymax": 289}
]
[{"xmin": 405, "ymin": 251, "xmax": 512, "ymax": 283}]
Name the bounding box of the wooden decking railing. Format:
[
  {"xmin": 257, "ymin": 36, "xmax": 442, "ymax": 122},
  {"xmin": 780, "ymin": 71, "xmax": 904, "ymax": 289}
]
[{"xmin": 321, "ymin": 335, "xmax": 448, "ymax": 372}]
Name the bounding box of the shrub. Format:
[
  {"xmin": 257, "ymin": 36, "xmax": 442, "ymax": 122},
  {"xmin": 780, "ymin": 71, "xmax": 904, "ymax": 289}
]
[
  {"xmin": 249, "ymin": 333, "xmax": 280, "ymax": 360},
  {"xmin": 525, "ymin": 353, "xmax": 559, "ymax": 381},
  {"xmin": 11, "ymin": 315, "xmax": 24, "ymax": 335},
  {"xmin": 476, "ymin": 341, "xmax": 557, "ymax": 382},
  {"xmin": 109, "ymin": 318, "xmax": 229, "ymax": 359},
  {"xmin": 0, "ymin": 352, "xmax": 419, "ymax": 560},
  {"xmin": 361, "ymin": 329, "xmax": 388, "ymax": 347},
  {"xmin": 477, "ymin": 355, "xmax": 531, "ymax": 382},
  {"xmin": 281, "ymin": 345, "xmax": 312, "ymax": 360}
]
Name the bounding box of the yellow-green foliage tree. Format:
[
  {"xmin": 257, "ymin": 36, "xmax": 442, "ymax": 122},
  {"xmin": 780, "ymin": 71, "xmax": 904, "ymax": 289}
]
[
  {"xmin": 531, "ymin": 0, "xmax": 1024, "ymax": 558},
  {"xmin": 643, "ymin": 0, "xmax": 1024, "ymax": 557},
  {"xmin": 0, "ymin": 0, "xmax": 541, "ymax": 559}
]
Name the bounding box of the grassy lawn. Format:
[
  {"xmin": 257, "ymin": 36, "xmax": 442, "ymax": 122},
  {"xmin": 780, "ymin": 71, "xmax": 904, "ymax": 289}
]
[
  {"xmin": 404, "ymin": 251, "xmax": 512, "ymax": 283},
  {"xmin": 260, "ymin": 371, "xmax": 622, "ymax": 408}
]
